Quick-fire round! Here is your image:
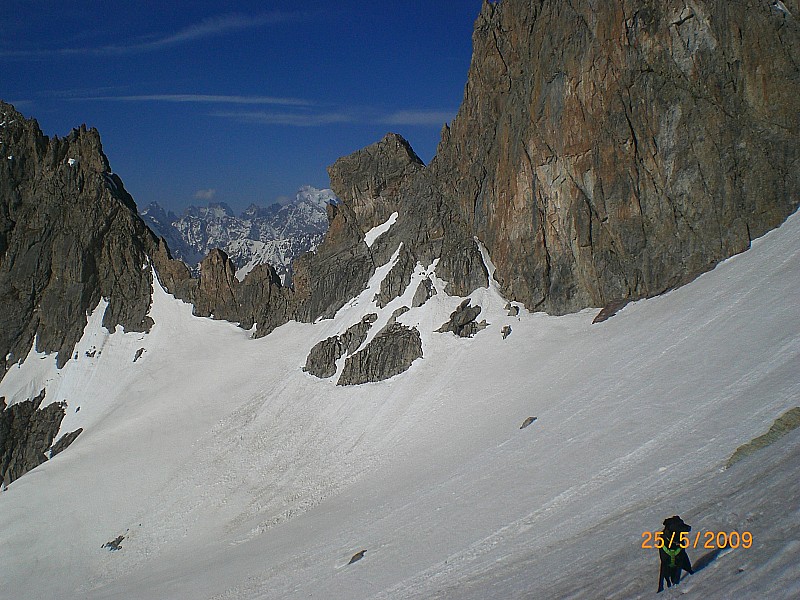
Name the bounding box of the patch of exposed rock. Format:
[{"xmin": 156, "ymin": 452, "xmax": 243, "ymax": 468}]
[
  {"xmin": 50, "ymin": 427, "xmax": 83, "ymax": 458},
  {"xmin": 303, "ymin": 314, "xmax": 377, "ymax": 379},
  {"xmin": 337, "ymin": 323, "xmax": 423, "ymax": 385},
  {"xmin": 437, "ymin": 299, "xmax": 488, "ymax": 338},
  {"xmin": 412, "ymin": 277, "xmax": 437, "ymax": 308},
  {"xmin": 1, "ymin": 390, "xmax": 73, "ymax": 485},
  {"xmin": 726, "ymin": 407, "xmax": 800, "ymax": 468},
  {"xmin": 374, "ymin": 246, "xmax": 416, "ymax": 308}
]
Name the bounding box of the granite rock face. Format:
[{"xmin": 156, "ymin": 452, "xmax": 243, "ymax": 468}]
[
  {"xmin": 0, "ymin": 102, "xmax": 160, "ymax": 378},
  {"xmin": 432, "ymin": 0, "xmax": 800, "ymax": 313},
  {"xmin": 337, "ymin": 323, "xmax": 423, "ymax": 385}
]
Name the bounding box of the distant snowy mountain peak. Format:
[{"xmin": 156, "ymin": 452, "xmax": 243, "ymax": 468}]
[{"xmin": 140, "ymin": 186, "xmax": 337, "ymax": 278}]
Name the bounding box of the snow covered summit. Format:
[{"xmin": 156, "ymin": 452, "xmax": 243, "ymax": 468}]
[{"xmin": 140, "ymin": 185, "xmax": 336, "ymax": 280}]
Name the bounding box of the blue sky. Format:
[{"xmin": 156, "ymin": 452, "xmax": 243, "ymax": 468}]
[{"xmin": 1, "ymin": 1, "xmax": 481, "ymax": 213}]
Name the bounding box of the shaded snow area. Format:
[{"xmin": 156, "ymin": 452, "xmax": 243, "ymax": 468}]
[{"xmin": 2, "ymin": 211, "xmax": 800, "ymax": 599}]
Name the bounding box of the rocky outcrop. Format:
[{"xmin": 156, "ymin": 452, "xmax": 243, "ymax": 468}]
[
  {"xmin": 290, "ymin": 200, "xmax": 376, "ymax": 322},
  {"xmin": 437, "ymin": 299, "xmax": 488, "ymax": 338},
  {"xmin": 303, "ymin": 313, "xmax": 377, "ymax": 378},
  {"xmin": 337, "ymin": 323, "xmax": 423, "ymax": 385},
  {"xmin": 432, "ymin": 0, "xmax": 800, "ymax": 313},
  {"xmin": 327, "ymin": 1, "xmax": 799, "ymax": 316},
  {"xmin": 328, "ymin": 134, "xmax": 488, "ymax": 303},
  {"xmin": 1, "ymin": 390, "xmax": 67, "ymax": 485},
  {"xmin": 412, "ymin": 277, "xmax": 437, "ymax": 308},
  {"xmin": 374, "ymin": 246, "xmax": 416, "ymax": 308},
  {"xmin": 592, "ymin": 299, "xmax": 630, "ymax": 324},
  {"xmin": 50, "ymin": 428, "xmax": 83, "ymax": 458},
  {"xmin": 0, "ymin": 102, "xmax": 160, "ymax": 377}
]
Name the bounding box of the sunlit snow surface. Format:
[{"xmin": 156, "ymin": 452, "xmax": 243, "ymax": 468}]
[
  {"xmin": 364, "ymin": 211, "xmax": 398, "ymax": 247},
  {"xmin": 1, "ymin": 211, "xmax": 799, "ymax": 599}
]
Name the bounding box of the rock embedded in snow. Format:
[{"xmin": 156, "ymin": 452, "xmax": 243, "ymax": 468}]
[
  {"xmin": 592, "ymin": 299, "xmax": 629, "ymax": 324},
  {"xmin": 50, "ymin": 428, "xmax": 83, "ymax": 458},
  {"xmin": 1, "ymin": 390, "xmax": 68, "ymax": 485},
  {"xmin": 502, "ymin": 325, "xmax": 512, "ymax": 339},
  {"xmin": 102, "ymin": 535, "xmax": 124, "ymax": 552},
  {"xmin": 348, "ymin": 550, "xmax": 366, "ymax": 565},
  {"xmin": 412, "ymin": 277, "xmax": 437, "ymax": 308},
  {"xmin": 726, "ymin": 407, "xmax": 800, "ymax": 468},
  {"xmin": 337, "ymin": 323, "xmax": 423, "ymax": 385},
  {"xmin": 437, "ymin": 299, "xmax": 488, "ymax": 338},
  {"xmin": 374, "ymin": 246, "xmax": 416, "ymax": 308},
  {"xmin": 303, "ymin": 336, "xmax": 343, "ymax": 379},
  {"xmin": 303, "ymin": 314, "xmax": 377, "ymax": 379}
]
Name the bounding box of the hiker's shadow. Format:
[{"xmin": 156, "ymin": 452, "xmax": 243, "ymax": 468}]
[{"xmin": 693, "ymin": 548, "xmax": 723, "ymax": 572}]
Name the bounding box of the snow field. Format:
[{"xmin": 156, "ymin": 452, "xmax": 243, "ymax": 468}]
[{"xmin": 0, "ymin": 210, "xmax": 798, "ymax": 599}]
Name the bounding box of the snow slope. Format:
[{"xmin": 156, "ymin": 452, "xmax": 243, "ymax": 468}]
[{"xmin": 1, "ymin": 210, "xmax": 799, "ymax": 599}]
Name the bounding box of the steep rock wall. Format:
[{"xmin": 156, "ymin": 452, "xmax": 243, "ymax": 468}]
[{"xmin": 432, "ymin": 0, "xmax": 800, "ymax": 313}]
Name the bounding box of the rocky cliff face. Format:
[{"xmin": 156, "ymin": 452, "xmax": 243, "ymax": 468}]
[
  {"xmin": 0, "ymin": 102, "xmax": 160, "ymax": 378},
  {"xmin": 327, "ymin": 133, "xmax": 489, "ymax": 304},
  {"xmin": 431, "ymin": 0, "xmax": 800, "ymax": 313}
]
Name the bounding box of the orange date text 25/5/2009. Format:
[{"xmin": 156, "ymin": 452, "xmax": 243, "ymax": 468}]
[{"xmin": 641, "ymin": 530, "xmax": 753, "ymax": 550}]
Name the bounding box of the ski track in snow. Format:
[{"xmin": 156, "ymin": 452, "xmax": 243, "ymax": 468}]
[{"xmin": 1, "ymin": 212, "xmax": 799, "ymax": 599}]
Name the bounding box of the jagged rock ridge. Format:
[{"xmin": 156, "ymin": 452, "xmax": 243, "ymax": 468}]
[{"xmin": 0, "ymin": 102, "xmax": 160, "ymax": 376}]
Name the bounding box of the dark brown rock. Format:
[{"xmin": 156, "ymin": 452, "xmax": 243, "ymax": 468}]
[
  {"xmin": 412, "ymin": 277, "xmax": 437, "ymax": 308},
  {"xmin": 337, "ymin": 323, "xmax": 423, "ymax": 385},
  {"xmin": 1, "ymin": 390, "xmax": 67, "ymax": 485},
  {"xmin": 50, "ymin": 428, "xmax": 83, "ymax": 457},
  {"xmin": 0, "ymin": 102, "xmax": 160, "ymax": 378},
  {"xmin": 328, "ymin": 134, "xmax": 488, "ymax": 301},
  {"xmin": 437, "ymin": 299, "xmax": 488, "ymax": 338},
  {"xmin": 593, "ymin": 299, "xmax": 630, "ymax": 324},
  {"xmin": 375, "ymin": 246, "xmax": 416, "ymax": 308}
]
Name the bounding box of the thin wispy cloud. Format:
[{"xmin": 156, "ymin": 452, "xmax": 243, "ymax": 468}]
[
  {"xmin": 380, "ymin": 110, "xmax": 456, "ymax": 126},
  {"xmin": 80, "ymin": 94, "xmax": 313, "ymax": 108},
  {"xmin": 213, "ymin": 107, "xmax": 457, "ymax": 128},
  {"xmin": 0, "ymin": 11, "xmax": 303, "ymax": 58},
  {"xmin": 215, "ymin": 111, "xmax": 354, "ymax": 127}
]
